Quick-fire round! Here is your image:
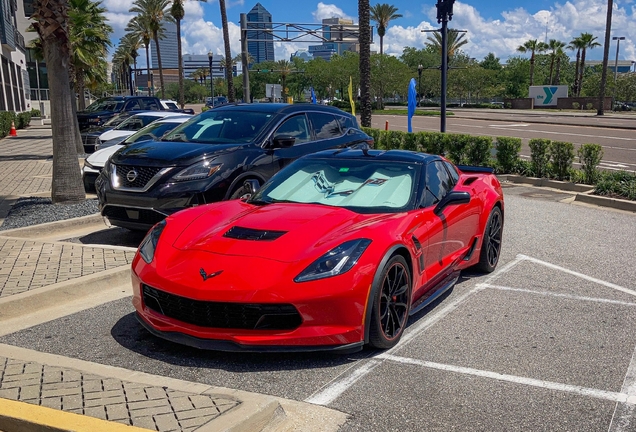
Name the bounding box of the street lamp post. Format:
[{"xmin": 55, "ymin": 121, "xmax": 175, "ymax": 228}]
[
  {"xmin": 417, "ymin": 64, "xmax": 423, "ymax": 105},
  {"xmin": 612, "ymin": 36, "xmax": 625, "ymax": 110},
  {"xmin": 208, "ymin": 52, "xmax": 214, "ymax": 108}
]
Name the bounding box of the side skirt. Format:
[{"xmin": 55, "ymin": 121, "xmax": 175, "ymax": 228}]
[{"xmin": 409, "ymin": 271, "xmax": 460, "ymax": 316}]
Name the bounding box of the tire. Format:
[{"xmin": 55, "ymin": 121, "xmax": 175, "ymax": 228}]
[
  {"xmin": 368, "ymin": 255, "xmax": 412, "ymax": 349},
  {"xmin": 230, "ymin": 182, "xmax": 256, "ymax": 200},
  {"xmin": 475, "ymin": 206, "xmax": 503, "ymax": 273}
]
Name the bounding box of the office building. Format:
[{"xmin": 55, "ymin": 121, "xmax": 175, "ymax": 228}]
[
  {"xmin": 308, "ymin": 18, "xmax": 358, "ymax": 61},
  {"xmin": 290, "ymin": 49, "xmax": 312, "ymax": 62},
  {"xmin": 2, "ymin": 0, "xmax": 28, "ymax": 112},
  {"xmin": 151, "ymin": 20, "xmax": 178, "ymax": 69},
  {"xmin": 247, "ymin": 3, "xmax": 274, "ymax": 64}
]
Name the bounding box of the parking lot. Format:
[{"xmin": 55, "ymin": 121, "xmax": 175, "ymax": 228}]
[{"xmin": 1, "ymin": 183, "xmax": 635, "ymax": 431}]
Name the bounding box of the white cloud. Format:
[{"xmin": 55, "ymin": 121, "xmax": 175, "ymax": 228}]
[{"xmin": 312, "ymin": 2, "xmax": 353, "ymax": 22}]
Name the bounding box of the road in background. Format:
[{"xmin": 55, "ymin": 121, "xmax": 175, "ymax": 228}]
[{"xmin": 372, "ymin": 111, "xmax": 636, "ymax": 172}]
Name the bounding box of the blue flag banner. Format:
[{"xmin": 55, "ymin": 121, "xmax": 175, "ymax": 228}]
[
  {"xmin": 407, "ymin": 78, "xmax": 417, "ymax": 133},
  {"xmin": 311, "ymin": 87, "xmax": 317, "ymax": 104}
]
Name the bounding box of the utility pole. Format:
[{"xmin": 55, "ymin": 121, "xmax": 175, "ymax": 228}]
[
  {"xmin": 240, "ymin": 13, "xmax": 251, "ymax": 103},
  {"xmin": 597, "ymin": 0, "xmax": 613, "ymax": 116},
  {"xmin": 436, "ymin": 0, "xmax": 455, "ymax": 133},
  {"xmin": 612, "ymin": 36, "xmax": 625, "ymax": 110}
]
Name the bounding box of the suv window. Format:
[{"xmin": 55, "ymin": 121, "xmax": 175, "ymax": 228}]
[
  {"xmin": 125, "ymin": 99, "xmax": 143, "ymax": 111},
  {"xmin": 143, "ymin": 98, "xmax": 161, "ymax": 110},
  {"xmin": 423, "ymin": 161, "xmax": 452, "ymax": 207},
  {"xmin": 308, "ymin": 112, "xmax": 341, "ymax": 139},
  {"xmin": 335, "ymin": 113, "xmax": 357, "ymax": 131},
  {"xmin": 273, "ymin": 115, "xmax": 311, "ymax": 144}
]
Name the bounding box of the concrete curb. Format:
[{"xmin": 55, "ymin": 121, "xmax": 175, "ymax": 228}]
[
  {"xmin": 0, "ymin": 265, "xmax": 131, "ymax": 322},
  {"xmin": 0, "ymin": 213, "xmax": 106, "ymax": 240},
  {"xmin": 574, "ymin": 192, "xmax": 636, "ymax": 212}
]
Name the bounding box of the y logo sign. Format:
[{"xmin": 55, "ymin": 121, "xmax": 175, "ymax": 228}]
[{"xmin": 543, "ymin": 87, "xmax": 559, "ymax": 104}]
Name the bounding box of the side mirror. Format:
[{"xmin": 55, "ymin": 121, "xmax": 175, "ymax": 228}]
[
  {"xmin": 241, "ymin": 179, "xmax": 260, "ymax": 199},
  {"xmin": 433, "ymin": 191, "xmax": 470, "ymax": 215},
  {"xmin": 272, "ymin": 135, "xmax": 295, "ymax": 148}
]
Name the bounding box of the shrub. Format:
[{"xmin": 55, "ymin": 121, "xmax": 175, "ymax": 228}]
[
  {"xmin": 416, "ymin": 132, "xmax": 445, "ymax": 155},
  {"xmin": 0, "ymin": 111, "xmax": 17, "ymax": 138},
  {"xmin": 586, "ymin": 103, "xmax": 594, "ymax": 110},
  {"xmin": 16, "ymin": 112, "xmax": 32, "ymax": 129},
  {"xmin": 550, "ymin": 141, "xmax": 575, "ymax": 181},
  {"xmin": 201, "ymin": 106, "xmax": 209, "ymax": 112},
  {"xmin": 361, "ymin": 127, "xmax": 380, "ymax": 148},
  {"xmin": 378, "ymin": 130, "xmax": 404, "ymax": 150},
  {"xmin": 401, "ymin": 132, "xmax": 418, "ymax": 151},
  {"xmin": 30, "ymin": 108, "xmax": 41, "ymax": 117},
  {"xmin": 577, "ymin": 143, "xmax": 603, "ymax": 184},
  {"xmin": 528, "ymin": 138, "xmax": 551, "ymax": 178},
  {"xmin": 495, "ymin": 136, "xmax": 522, "ymax": 173},
  {"xmin": 594, "ymin": 171, "xmax": 636, "ymax": 201},
  {"xmin": 465, "ymin": 136, "xmax": 493, "ymax": 166},
  {"xmin": 572, "ymin": 102, "xmax": 580, "ymax": 110},
  {"xmin": 445, "ymin": 133, "xmax": 471, "ymax": 164}
]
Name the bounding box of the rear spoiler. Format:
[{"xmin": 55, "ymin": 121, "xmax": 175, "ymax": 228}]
[{"xmin": 456, "ymin": 165, "xmax": 494, "ymax": 174}]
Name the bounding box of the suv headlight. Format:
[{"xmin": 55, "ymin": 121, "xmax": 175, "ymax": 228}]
[
  {"xmin": 138, "ymin": 220, "xmax": 166, "ymax": 263},
  {"xmin": 172, "ymin": 160, "xmax": 222, "ymax": 182},
  {"xmin": 294, "ymin": 239, "xmax": 372, "ymax": 283}
]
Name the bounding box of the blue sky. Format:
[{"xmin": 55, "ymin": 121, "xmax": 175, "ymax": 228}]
[{"xmin": 103, "ymin": 0, "xmax": 636, "ymax": 66}]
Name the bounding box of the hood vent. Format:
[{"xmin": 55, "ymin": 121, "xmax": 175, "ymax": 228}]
[{"xmin": 223, "ymin": 226, "xmax": 287, "ymax": 241}]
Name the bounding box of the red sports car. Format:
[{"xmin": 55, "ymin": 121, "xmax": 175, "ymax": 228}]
[{"xmin": 132, "ymin": 149, "xmax": 504, "ymax": 352}]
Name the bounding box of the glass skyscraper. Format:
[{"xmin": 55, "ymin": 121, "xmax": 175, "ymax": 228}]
[
  {"xmin": 151, "ymin": 20, "xmax": 179, "ymax": 69},
  {"xmin": 247, "ymin": 3, "xmax": 275, "ymax": 65}
]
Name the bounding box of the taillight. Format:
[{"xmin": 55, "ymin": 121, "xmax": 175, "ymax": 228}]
[{"xmin": 366, "ymin": 138, "xmax": 374, "ymax": 148}]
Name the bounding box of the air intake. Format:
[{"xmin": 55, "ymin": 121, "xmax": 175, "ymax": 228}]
[{"xmin": 223, "ymin": 226, "xmax": 287, "ymax": 241}]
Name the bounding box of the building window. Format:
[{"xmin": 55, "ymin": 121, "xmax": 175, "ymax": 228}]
[
  {"xmin": 2, "ymin": 56, "xmax": 14, "ymax": 111},
  {"xmin": 23, "ymin": 0, "xmax": 34, "ymax": 16}
]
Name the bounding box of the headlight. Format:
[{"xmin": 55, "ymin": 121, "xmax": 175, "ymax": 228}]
[
  {"xmin": 138, "ymin": 220, "xmax": 166, "ymax": 263},
  {"xmin": 172, "ymin": 160, "xmax": 222, "ymax": 182},
  {"xmin": 83, "ymin": 160, "xmax": 95, "ymax": 170},
  {"xmin": 294, "ymin": 239, "xmax": 372, "ymax": 283},
  {"xmin": 88, "ymin": 117, "xmax": 101, "ymax": 124}
]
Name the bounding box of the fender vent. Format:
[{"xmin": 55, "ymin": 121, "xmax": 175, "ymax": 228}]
[
  {"xmin": 223, "ymin": 226, "xmax": 287, "ymax": 241},
  {"xmin": 463, "ymin": 177, "xmax": 478, "ymax": 186}
]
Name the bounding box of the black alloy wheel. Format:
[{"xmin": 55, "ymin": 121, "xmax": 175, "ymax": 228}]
[
  {"xmin": 369, "ymin": 255, "xmax": 411, "ymax": 349},
  {"xmin": 476, "ymin": 206, "xmax": 503, "ymax": 273},
  {"xmin": 230, "ymin": 182, "xmax": 257, "ymax": 200}
]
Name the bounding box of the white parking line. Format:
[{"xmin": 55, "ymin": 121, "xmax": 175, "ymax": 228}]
[
  {"xmin": 609, "ymin": 346, "xmax": 636, "ymax": 431},
  {"xmin": 304, "ymin": 255, "xmax": 525, "ymax": 406},
  {"xmin": 488, "ymin": 124, "xmax": 530, "ymax": 127},
  {"xmin": 517, "ymin": 255, "xmax": 636, "ymax": 298},
  {"xmin": 377, "ymin": 354, "xmax": 636, "ymax": 405},
  {"xmin": 484, "ymin": 285, "xmax": 636, "ymax": 307}
]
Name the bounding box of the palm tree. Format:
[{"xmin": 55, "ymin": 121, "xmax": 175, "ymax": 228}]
[
  {"xmin": 130, "ymin": 0, "xmax": 171, "ymax": 99},
  {"xmin": 126, "ymin": 16, "xmax": 154, "ymax": 96},
  {"xmin": 577, "ymin": 32, "xmax": 601, "ymax": 96},
  {"xmin": 426, "ymin": 30, "xmax": 468, "ymax": 65},
  {"xmin": 68, "ymin": 0, "xmax": 112, "ymax": 110},
  {"xmin": 567, "ymin": 36, "xmax": 585, "ymax": 96},
  {"xmin": 218, "ymin": 0, "xmax": 235, "ymax": 102},
  {"xmin": 547, "ymin": 39, "xmax": 565, "ymax": 85},
  {"xmin": 553, "ymin": 45, "xmax": 567, "ymax": 85},
  {"xmin": 370, "ymin": 3, "xmax": 402, "ymax": 55},
  {"xmin": 516, "ymin": 39, "xmax": 548, "ymax": 86},
  {"xmin": 359, "ymin": 0, "xmax": 372, "ymax": 127},
  {"xmin": 597, "ymin": 0, "xmax": 613, "ymax": 115},
  {"xmin": 32, "ymin": 0, "xmax": 86, "ymax": 203},
  {"xmin": 276, "ymin": 60, "xmax": 294, "ymax": 101}
]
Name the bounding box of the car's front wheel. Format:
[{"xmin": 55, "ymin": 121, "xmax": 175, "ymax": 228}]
[
  {"xmin": 368, "ymin": 255, "xmax": 412, "ymax": 349},
  {"xmin": 230, "ymin": 182, "xmax": 258, "ymax": 200},
  {"xmin": 476, "ymin": 206, "xmax": 503, "ymax": 273}
]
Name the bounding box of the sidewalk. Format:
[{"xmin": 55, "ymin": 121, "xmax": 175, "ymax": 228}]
[{"xmin": 0, "ymin": 126, "xmax": 347, "ymax": 432}]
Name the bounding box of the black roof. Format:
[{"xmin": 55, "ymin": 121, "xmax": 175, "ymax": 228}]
[
  {"xmin": 212, "ymin": 103, "xmax": 354, "ymax": 116},
  {"xmin": 306, "ymin": 148, "xmax": 441, "ymax": 164}
]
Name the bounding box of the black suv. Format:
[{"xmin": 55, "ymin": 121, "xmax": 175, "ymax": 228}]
[
  {"xmin": 77, "ymin": 96, "xmax": 164, "ymax": 131},
  {"xmin": 95, "ymin": 103, "xmax": 373, "ymax": 231}
]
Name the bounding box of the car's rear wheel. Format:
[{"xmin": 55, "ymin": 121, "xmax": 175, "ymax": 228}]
[
  {"xmin": 476, "ymin": 206, "xmax": 503, "ymax": 273},
  {"xmin": 230, "ymin": 181, "xmax": 258, "ymax": 200},
  {"xmin": 368, "ymin": 255, "xmax": 411, "ymax": 349}
]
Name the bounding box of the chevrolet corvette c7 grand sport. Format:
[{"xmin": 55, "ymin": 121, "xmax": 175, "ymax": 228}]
[{"xmin": 132, "ymin": 149, "xmax": 504, "ymax": 352}]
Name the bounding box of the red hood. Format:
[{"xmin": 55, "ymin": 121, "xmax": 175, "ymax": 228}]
[{"xmin": 171, "ymin": 200, "xmax": 393, "ymax": 263}]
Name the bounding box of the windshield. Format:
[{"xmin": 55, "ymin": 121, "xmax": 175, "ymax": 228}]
[
  {"xmin": 84, "ymin": 99, "xmax": 124, "ymax": 112},
  {"xmin": 114, "ymin": 115, "xmax": 161, "ymax": 131},
  {"xmin": 251, "ymin": 158, "xmax": 418, "ymax": 213},
  {"xmin": 123, "ymin": 120, "xmax": 186, "ymax": 145},
  {"xmin": 162, "ymin": 110, "xmax": 274, "ymax": 144}
]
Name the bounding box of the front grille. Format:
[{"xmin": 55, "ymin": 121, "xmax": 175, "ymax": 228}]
[
  {"xmin": 103, "ymin": 206, "xmax": 166, "ymax": 225},
  {"xmin": 142, "ymin": 284, "xmax": 302, "ymax": 330},
  {"xmin": 223, "ymin": 226, "xmax": 287, "ymax": 241},
  {"xmin": 82, "ymin": 135, "xmax": 100, "ymax": 145},
  {"xmin": 114, "ymin": 165, "xmax": 163, "ymax": 189}
]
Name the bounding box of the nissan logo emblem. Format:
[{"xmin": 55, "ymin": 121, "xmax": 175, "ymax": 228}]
[{"xmin": 126, "ymin": 169, "xmax": 138, "ymax": 182}]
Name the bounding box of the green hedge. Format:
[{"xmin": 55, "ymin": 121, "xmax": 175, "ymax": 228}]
[
  {"xmin": 16, "ymin": 111, "xmax": 32, "ymax": 129},
  {"xmin": 495, "ymin": 136, "xmax": 522, "ymax": 173},
  {"xmin": 0, "ymin": 111, "xmax": 17, "ymax": 138}
]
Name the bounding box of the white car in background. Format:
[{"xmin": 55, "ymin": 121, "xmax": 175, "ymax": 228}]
[
  {"xmin": 83, "ymin": 114, "xmax": 192, "ymax": 192},
  {"xmin": 97, "ymin": 111, "xmax": 188, "ymax": 144}
]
